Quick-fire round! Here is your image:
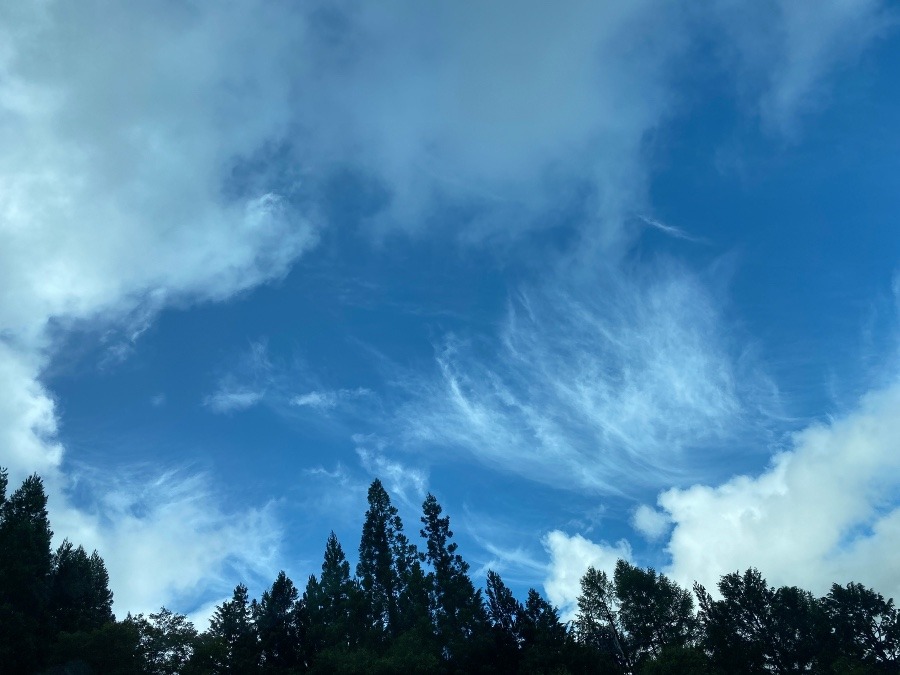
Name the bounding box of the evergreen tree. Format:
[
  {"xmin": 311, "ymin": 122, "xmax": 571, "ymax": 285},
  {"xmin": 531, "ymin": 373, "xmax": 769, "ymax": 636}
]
[
  {"xmin": 0, "ymin": 472, "xmax": 54, "ymax": 672},
  {"xmin": 49, "ymin": 539, "xmax": 115, "ymax": 634},
  {"xmin": 485, "ymin": 570, "xmax": 525, "ymax": 671},
  {"xmin": 420, "ymin": 492, "xmax": 488, "ymax": 668},
  {"xmin": 520, "ymin": 588, "xmax": 572, "ymax": 673},
  {"xmin": 305, "ymin": 531, "xmax": 361, "ymax": 663},
  {"xmin": 208, "ymin": 583, "xmax": 259, "ymax": 673},
  {"xmin": 254, "ymin": 570, "xmax": 304, "ymax": 673},
  {"xmin": 356, "ymin": 479, "xmax": 411, "ymax": 646}
]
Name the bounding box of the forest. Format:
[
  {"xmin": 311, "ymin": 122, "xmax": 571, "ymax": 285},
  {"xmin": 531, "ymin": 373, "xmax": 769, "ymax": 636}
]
[{"xmin": 1, "ymin": 468, "xmax": 898, "ymax": 675}]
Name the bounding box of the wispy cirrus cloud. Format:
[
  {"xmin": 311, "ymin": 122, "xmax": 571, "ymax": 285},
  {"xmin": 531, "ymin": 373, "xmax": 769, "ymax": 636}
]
[{"xmin": 397, "ymin": 261, "xmax": 776, "ymax": 494}]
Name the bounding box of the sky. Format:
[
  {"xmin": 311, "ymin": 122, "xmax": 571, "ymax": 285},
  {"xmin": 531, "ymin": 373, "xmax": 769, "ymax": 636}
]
[{"xmin": 2, "ymin": 0, "xmax": 900, "ymax": 625}]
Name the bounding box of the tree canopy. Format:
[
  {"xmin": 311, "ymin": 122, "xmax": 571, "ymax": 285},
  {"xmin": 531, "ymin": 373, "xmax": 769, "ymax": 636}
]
[{"xmin": 2, "ymin": 467, "xmax": 899, "ymax": 674}]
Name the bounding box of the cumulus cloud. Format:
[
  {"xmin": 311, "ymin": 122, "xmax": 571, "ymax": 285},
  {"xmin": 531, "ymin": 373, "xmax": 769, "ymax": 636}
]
[
  {"xmin": 543, "ymin": 530, "xmax": 632, "ymax": 621},
  {"xmin": 398, "ymin": 263, "xmax": 773, "ymax": 493},
  {"xmin": 658, "ymin": 378, "xmax": 900, "ymax": 599},
  {"xmin": 632, "ymin": 505, "xmax": 672, "ymax": 541}
]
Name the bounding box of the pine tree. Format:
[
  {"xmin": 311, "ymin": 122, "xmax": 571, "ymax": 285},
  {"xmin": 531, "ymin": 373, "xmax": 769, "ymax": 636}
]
[
  {"xmin": 0, "ymin": 472, "xmax": 54, "ymax": 672},
  {"xmin": 254, "ymin": 571, "xmax": 304, "ymax": 673},
  {"xmin": 306, "ymin": 531, "xmax": 359, "ymax": 659},
  {"xmin": 420, "ymin": 492, "xmax": 488, "ymax": 667},
  {"xmin": 209, "ymin": 583, "xmax": 259, "ymax": 673},
  {"xmin": 485, "ymin": 569, "xmax": 524, "ymax": 669},
  {"xmin": 49, "ymin": 539, "xmax": 115, "ymax": 634},
  {"xmin": 357, "ymin": 479, "xmax": 410, "ymax": 646}
]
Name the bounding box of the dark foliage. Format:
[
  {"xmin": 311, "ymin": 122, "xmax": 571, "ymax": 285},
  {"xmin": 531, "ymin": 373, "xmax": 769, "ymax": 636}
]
[{"xmin": 3, "ymin": 468, "xmax": 900, "ymax": 675}]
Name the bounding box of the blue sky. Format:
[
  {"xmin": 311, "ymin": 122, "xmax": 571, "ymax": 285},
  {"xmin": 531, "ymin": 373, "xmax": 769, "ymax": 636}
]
[{"xmin": 2, "ymin": 0, "xmax": 900, "ymax": 623}]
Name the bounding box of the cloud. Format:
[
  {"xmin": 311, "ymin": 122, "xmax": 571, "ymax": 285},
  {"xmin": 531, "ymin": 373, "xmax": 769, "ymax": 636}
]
[
  {"xmin": 203, "ymin": 389, "xmax": 264, "ymax": 414},
  {"xmin": 632, "ymin": 505, "xmax": 672, "ymax": 541},
  {"xmin": 657, "ymin": 377, "xmax": 900, "ymax": 599},
  {"xmin": 290, "ymin": 387, "xmax": 372, "ymax": 411},
  {"xmin": 543, "ymin": 530, "xmax": 632, "ymax": 622},
  {"xmin": 398, "ymin": 262, "xmax": 773, "ymax": 494},
  {"xmin": 52, "ymin": 468, "xmax": 282, "ymax": 617},
  {"xmin": 709, "ymin": 0, "xmax": 892, "ymax": 135},
  {"xmin": 355, "ymin": 435, "xmax": 428, "ymax": 508}
]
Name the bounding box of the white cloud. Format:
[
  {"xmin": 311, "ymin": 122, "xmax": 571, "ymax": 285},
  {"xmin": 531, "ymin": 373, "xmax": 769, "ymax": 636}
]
[
  {"xmin": 203, "ymin": 388, "xmax": 265, "ymax": 414},
  {"xmin": 710, "ymin": 0, "xmax": 891, "ymax": 135},
  {"xmin": 659, "ymin": 378, "xmax": 900, "ymax": 599},
  {"xmin": 398, "ymin": 263, "xmax": 773, "ymax": 493},
  {"xmin": 543, "ymin": 530, "xmax": 632, "ymax": 622},
  {"xmin": 291, "ymin": 387, "xmax": 372, "ymax": 411},
  {"xmin": 632, "ymin": 505, "xmax": 672, "ymax": 541},
  {"xmin": 355, "ymin": 436, "xmax": 428, "ymax": 508},
  {"xmin": 52, "ymin": 469, "xmax": 281, "ymax": 617}
]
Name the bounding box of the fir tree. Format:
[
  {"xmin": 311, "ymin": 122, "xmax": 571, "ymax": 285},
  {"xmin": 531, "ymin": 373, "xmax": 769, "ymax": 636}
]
[{"xmin": 0, "ymin": 472, "xmax": 54, "ymax": 672}]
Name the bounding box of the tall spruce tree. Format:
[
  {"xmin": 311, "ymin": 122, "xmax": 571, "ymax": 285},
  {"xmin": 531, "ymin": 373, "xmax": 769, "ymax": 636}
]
[
  {"xmin": 0, "ymin": 472, "xmax": 54, "ymax": 672},
  {"xmin": 485, "ymin": 569, "xmax": 525, "ymax": 670},
  {"xmin": 49, "ymin": 539, "xmax": 115, "ymax": 634},
  {"xmin": 305, "ymin": 531, "xmax": 359, "ymax": 657},
  {"xmin": 420, "ymin": 492, "xmax": 488, "ymax": 667},
  {"xmin": 254, "ymin": 571, "xmax": 304, "ymax": 673},
  {"xmin": 357, "ymin": 479, "xmax": 411, "ymax": 646},
  {"xmin": 208, "ymin": 583, "xmax": 259, "ymax": 673}
]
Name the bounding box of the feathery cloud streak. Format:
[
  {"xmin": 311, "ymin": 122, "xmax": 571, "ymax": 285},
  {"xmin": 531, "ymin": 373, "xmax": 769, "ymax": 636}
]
[{"xmin": 399, "ymin": 262, "xmax": 772, "ymax": 493}]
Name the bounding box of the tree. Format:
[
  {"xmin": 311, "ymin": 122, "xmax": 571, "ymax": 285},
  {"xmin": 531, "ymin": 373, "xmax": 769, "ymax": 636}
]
[
  {"xmin": 823, "ymin": 582, "xmax": 900, "ymax": 671},
  {"xmin": 575, "ymin": 566, "xmax": 630, "ymax": 672},
  {"xmin": 208, "ymin": 583, "xmax": 259, "ymax": 673},
  {"xmin": 0, "ymin": 472, "xmax": 54, "ymax": 672},
  {"xmin": 254, "ymin": 571, "xmax": 304, "ymax": 673},
  {"xmin": 695, "ymin": 569, "xmax": 824, "ymax": 675},
  {"xmin": 613, "ymin": 560, "xmax": 697, "ymax": 669},
  {"xmin": 356, "ymin": 479, "xmax": 411, "ymax": 646},
  {"xmin": 420, "ymin": 492, "xmax": 488, "ymax": 668},
  {"xmin": 49, "ymin": 539, "xmax": 115, "ymax": 634},
  {"xmin": 520, "ymin": 587, "xmax": 573, "ymax": 673},
  {"xmin": 485, "ymin": 570, "xmax": 525, "ymax": 670},
  {"xmin": 137, "ymin": 608, "xmax": 199, "ymax": 675},
  {"xmin": 306, "ymin": 531, "xmax": 363, "ymax": 665}
]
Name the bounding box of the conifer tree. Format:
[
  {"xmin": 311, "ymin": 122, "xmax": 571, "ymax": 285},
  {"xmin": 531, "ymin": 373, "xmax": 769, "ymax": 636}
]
[
  {"xmin": 0, "ymin": 472, "xmax": 54, "ymax": 672},
  {"xmin": 485, "ymin": 569, "xmax": 525, "ymax": 668},
  {"xmin": 420, "ymin": 492, "xmax": 488, "ymax": 666},
  {"xmin": 357, "ymin": 479, "xmax": 411, "ymax": 645},
  {"xmin": 254, "ymin": 571, "xmax": 304, "ymax": 673},
  {"xmin": 49, "ymin": 539, "xmax": 115, "ymax": 634},
  {"xmin": 209, "ymin": 583, "xmax": 259, "ymax": 673},
  {"xmin": 305, "ymin": 531, "xmax": 359, "ymax": 657}
]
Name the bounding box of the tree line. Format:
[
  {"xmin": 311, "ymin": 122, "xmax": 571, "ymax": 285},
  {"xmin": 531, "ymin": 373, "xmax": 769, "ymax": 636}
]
[{"xmin": 1, "ymin": 468, "xmax": 898, "ymax": 674}]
